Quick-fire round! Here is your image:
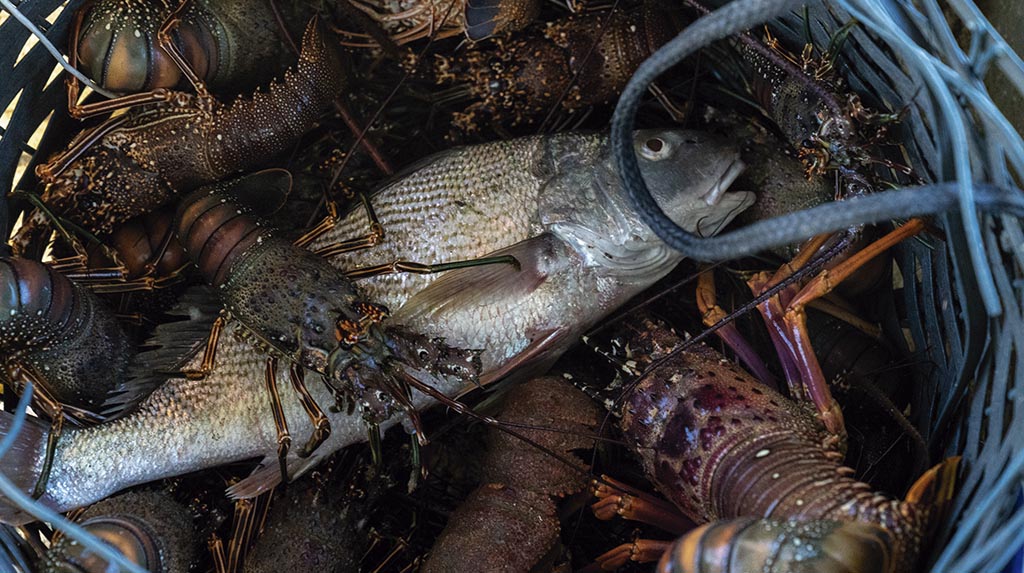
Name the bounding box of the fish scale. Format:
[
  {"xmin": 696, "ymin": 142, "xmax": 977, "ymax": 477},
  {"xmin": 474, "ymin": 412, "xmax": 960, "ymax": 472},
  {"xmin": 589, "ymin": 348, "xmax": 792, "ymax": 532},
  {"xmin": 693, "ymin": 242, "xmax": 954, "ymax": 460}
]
[{"xmin": 316, "ymin": 135, "xmax": 550, "ymax": 311}]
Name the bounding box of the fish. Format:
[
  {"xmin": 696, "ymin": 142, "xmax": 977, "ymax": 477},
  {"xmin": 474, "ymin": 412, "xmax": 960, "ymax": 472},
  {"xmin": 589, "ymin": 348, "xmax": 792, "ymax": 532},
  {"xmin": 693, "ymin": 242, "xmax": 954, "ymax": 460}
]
[
  {"xmin": 317, "ymin": 129, "xmax": 753, "ymax": 380},
  {"xmin": 0, "ymin": 312, "xmax": 445, "ymax": 524},
  {"xmin": 0, "ymin": 129, "xmax": 751, "ymax": 522}
]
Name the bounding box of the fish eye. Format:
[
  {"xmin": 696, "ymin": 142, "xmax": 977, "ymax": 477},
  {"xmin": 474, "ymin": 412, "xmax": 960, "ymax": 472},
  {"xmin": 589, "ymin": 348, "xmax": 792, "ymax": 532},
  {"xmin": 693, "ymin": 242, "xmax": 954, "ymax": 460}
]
[{"xmin": 638, "ymin": 137, "xmax": 673, "ymax": 161}]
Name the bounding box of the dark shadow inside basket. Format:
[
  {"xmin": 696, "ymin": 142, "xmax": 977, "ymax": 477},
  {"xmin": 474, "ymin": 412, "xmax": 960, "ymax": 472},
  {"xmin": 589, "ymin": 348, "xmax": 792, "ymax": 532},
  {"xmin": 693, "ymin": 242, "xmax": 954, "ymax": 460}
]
[{"xmin": 1, "ymin": 0, "xmax": 1022, "ymax": 571}]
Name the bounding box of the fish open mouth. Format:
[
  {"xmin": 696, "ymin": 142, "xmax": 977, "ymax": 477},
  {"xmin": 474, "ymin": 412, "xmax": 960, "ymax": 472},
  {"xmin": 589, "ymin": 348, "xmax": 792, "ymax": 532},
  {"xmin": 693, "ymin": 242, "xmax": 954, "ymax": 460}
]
[{"xmin": 702, "ymin": 158, "xmax": 746, "ymax": 206}]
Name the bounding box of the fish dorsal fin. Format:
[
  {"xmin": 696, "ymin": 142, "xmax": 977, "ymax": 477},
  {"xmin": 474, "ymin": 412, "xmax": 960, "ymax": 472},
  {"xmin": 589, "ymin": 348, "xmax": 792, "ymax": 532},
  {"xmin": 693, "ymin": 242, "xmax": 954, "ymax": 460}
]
[
  {"xmin": 100, "ymin": 286, "xmax": 223, "ymax": 417},
  {"xmin": 392, "ymin": 234, "xmax": 567, "ymax": 324}
]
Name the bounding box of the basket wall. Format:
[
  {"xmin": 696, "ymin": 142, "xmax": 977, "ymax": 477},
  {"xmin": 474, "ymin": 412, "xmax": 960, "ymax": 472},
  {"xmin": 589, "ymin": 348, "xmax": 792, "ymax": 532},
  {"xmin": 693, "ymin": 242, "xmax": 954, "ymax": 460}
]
[{"xmin": 1, "ymin": 0, "xmax": 1023, "ymax": 571}]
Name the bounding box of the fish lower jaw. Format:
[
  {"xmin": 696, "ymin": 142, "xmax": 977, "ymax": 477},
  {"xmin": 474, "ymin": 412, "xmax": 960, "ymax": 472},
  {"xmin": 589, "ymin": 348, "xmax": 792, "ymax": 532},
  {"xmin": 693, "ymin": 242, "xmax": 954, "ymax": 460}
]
[
  {"xmin": 589, "ymin": 245, "xmax": 683, "ymax": 283},
  {"xmin": 703, "ymin": 158, "xmax": 746, "ymax": 206}
]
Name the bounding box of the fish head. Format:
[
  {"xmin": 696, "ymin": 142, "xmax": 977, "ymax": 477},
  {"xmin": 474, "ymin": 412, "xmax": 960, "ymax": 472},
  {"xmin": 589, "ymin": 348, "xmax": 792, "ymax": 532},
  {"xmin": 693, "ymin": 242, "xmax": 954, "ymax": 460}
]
[{"xmin": 541, "ymin": 129, "xmax": 755, "ymax": 279}]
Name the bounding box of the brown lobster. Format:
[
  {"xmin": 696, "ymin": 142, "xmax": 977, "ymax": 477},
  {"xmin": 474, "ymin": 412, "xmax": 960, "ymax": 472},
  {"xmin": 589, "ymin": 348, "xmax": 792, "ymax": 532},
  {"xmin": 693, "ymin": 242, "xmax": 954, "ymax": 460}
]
[
  {"xmin": 0, "ymin": 256, "xmax": 134, "ymax": 497},
  {"xmin": 432, "ymin": 6, "xmax": 674, "ymax": 133},
  {"xmin": 335, "ymin": 0, "xmax": 540, "ymax": 46},
  {"xmin": 422, "ymin": 376, "xmax": 602, "ymax": 572},
  {"xmin": 71, "ymin": 0, "xmax": 302, "ymax": 101},
  {"xmin": 590, "ymin": 317, "xmax": 957, "ymax": 572},
  {"xmin": 173, "ymin": 172, "xmax": 486, "ymax": 482},
  {"xmin": 40, "ymin": 490, "xmax": 196, "ymax": 573},
  {"xmin": 13, "ymin": 19, "xmax": 342, "ymax": 260}
]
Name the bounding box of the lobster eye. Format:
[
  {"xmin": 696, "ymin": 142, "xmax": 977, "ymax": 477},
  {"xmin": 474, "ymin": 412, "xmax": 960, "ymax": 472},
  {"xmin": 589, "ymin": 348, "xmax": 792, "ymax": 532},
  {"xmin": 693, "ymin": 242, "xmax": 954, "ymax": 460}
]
[
  {"xmin": 418, "ymin": 348, "xmax": 431, "ymax": 362},
  {"xmin": 638, "ymin": 136, "xmax": 672, "ymax": 161}
]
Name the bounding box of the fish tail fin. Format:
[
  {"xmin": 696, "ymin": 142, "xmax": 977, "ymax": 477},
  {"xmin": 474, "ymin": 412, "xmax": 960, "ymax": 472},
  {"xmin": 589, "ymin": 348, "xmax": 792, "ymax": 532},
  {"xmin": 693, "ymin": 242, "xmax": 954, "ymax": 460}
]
[{"xmin": 0, "ymin": 411, "xmax": 52, "ymax": 525}]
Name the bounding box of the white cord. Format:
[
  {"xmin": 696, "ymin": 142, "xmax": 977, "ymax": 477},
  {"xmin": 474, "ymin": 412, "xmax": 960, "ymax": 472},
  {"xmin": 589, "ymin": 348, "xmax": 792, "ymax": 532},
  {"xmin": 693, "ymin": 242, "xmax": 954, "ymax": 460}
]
[{"xmin": 0, "ymin": 0, "xmax": 117, "ymax": 99}]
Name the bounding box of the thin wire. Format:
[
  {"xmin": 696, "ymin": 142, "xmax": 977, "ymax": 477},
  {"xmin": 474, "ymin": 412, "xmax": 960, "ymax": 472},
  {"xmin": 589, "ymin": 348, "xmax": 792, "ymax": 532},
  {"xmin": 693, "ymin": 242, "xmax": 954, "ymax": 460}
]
[{"xmin": 0, "ymin": 0, "xmax": 117, "ymax": 99}]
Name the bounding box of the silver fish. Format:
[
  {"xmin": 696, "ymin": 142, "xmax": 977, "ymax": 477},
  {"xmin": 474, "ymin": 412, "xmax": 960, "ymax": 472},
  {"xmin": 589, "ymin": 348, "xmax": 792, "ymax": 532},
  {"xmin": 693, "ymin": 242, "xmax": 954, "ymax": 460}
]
[
  {"xmin": 0, "ymin": 130, "xmax": 750, "ymax": 522},
  {"xmin": 0, "ymin": 317, "xmax": 446, "ymax": 523},
  {"xmin": 317, "ymin": 129, "xmax": 753, "ymax": 379}
]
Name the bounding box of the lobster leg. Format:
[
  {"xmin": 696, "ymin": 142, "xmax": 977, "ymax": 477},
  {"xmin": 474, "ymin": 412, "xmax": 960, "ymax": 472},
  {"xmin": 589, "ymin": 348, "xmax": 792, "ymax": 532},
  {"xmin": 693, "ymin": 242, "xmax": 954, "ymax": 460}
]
[
  {"xmin": 747, "ymin": 232, "xmax": 847, "ymax": 405},
  {"xmin": 304, "ymin": 191, "xmax": 519, "ymax": 276},
  {"xmin": 264, "ymin": 357, "xmax": 292, "ymax": 484},
  {"xmin": 184, "ymin": 315, "xmax": 226, "ymax": 379},
  {"xmin": 753, "ymin": 220, "xmax": 924, "ymax": 440},
  {"xmin": 31, "ymin": 390, "xmax": 63, "ymax": 500},
  {"xmin": 696, "ymin": 268, "xmax": 777, "ymax": 388},
  {"xmin": 344, "ymin": 255, "xmax": 520, "ymax": 279},
  {"xmin": 780, "ymin": 219, "xmax": 925, "ymax": 438},
  {"xmin": 66, "ymin": 87, "xmax": 181, "ymax": 120},
  {"xmin": 83, "ymin": 270, "xmax": 187, "ymax": 294},
  {"xmin": 9, "ymin": 192, "xmax": 103, "ymax": 266},
  {"xmin": 748, "ymin": 271, "xmax": 809, "ymax": 400},
  {"xmin": 6, "ymin": 366, "xmax": 65, "ymax": 499},
  {"xmin": 70, "ymin": 221, "xmax": 187, "ymax": 293},
  {"xmin": 289, "ymin": 364, "xmax": 331, "ymax": 458},
  {"xmin": 591, "ymin": 475, "xmax": 694, "ymax": 534},
  {"xmin": 586, "ymin": 539, "xmax": 674, "ymax": 571},
  {"xmin": 156, "ymin": 0, "xmax": 213, "ymax": 101},
  {"xmin": 209, "ymin": 490, "xmax": 274, "ymax": 573},
  {"xmin": 37, "ymin": 114, "xmax": 131, "ymax": 180},
  {"xmin": 300, "ymin": 193, "xmax": 383, "ymax": 252}
]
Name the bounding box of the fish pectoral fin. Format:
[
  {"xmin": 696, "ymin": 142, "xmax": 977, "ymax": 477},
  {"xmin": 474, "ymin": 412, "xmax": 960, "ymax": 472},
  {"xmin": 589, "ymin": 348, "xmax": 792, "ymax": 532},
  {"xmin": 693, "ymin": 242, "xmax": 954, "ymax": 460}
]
[
  {"xmin": 393, "ymin": 233, "xmax": 564, "ymax": 323},
  {"xmin": 462, "ymin": 326, "xmax": 571, "ymax": 394},
  {"xmin": 226, "ymin": 453, "xmax": 324, "ymax": 500}
]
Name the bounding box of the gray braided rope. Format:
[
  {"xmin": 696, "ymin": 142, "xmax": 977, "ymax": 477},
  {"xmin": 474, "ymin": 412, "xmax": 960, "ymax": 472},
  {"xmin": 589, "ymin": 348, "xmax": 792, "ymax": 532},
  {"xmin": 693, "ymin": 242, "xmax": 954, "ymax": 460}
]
[{"xmin": 611, "ymin": 0, "xmax": 1022, "ymax": 291}]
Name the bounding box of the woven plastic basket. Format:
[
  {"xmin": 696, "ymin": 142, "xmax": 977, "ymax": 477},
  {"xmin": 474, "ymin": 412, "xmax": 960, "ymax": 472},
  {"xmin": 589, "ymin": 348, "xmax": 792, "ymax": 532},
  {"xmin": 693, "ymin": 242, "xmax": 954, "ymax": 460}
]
[
  {"xmin": 771, "ymin": 3, "xmax": 1024, "ymax": 572},
  {"xmin": 1, "ymin": 0, "xmax": 1023, "ymax": 571}
]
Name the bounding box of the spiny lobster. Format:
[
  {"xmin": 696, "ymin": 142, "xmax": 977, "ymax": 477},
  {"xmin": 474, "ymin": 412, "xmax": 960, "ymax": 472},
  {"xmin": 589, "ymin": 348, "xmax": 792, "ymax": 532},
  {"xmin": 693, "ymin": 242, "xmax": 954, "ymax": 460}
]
[
  {"xmin": 14, "ymin": 19, "xmax": 342, "ymax": 264},
  {"xmin": 589, "ymin": 317, "xmax": 957, "ymax": 572}
]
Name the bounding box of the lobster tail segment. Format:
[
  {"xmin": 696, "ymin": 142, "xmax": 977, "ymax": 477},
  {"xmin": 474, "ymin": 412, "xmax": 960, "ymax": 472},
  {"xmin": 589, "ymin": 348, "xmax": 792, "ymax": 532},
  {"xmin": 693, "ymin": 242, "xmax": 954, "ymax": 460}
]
[
  {"xmin": 175, "ymin": 170, "xmax": 291, "ymax": 288},
  {"xmin": 209, "ymin": 17, "xmax": 344, "ymax": 179},
  {"xmin": 659, "ymin": 518, "xmax": 897, "ymax": 573}
]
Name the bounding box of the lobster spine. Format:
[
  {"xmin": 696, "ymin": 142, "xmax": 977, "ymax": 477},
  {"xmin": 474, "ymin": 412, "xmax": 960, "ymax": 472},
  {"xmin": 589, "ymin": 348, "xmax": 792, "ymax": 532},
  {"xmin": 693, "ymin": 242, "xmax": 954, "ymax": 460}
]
[{"xmin": 206, "ymin": 20, "xmax": 343, "ymax": 180}]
